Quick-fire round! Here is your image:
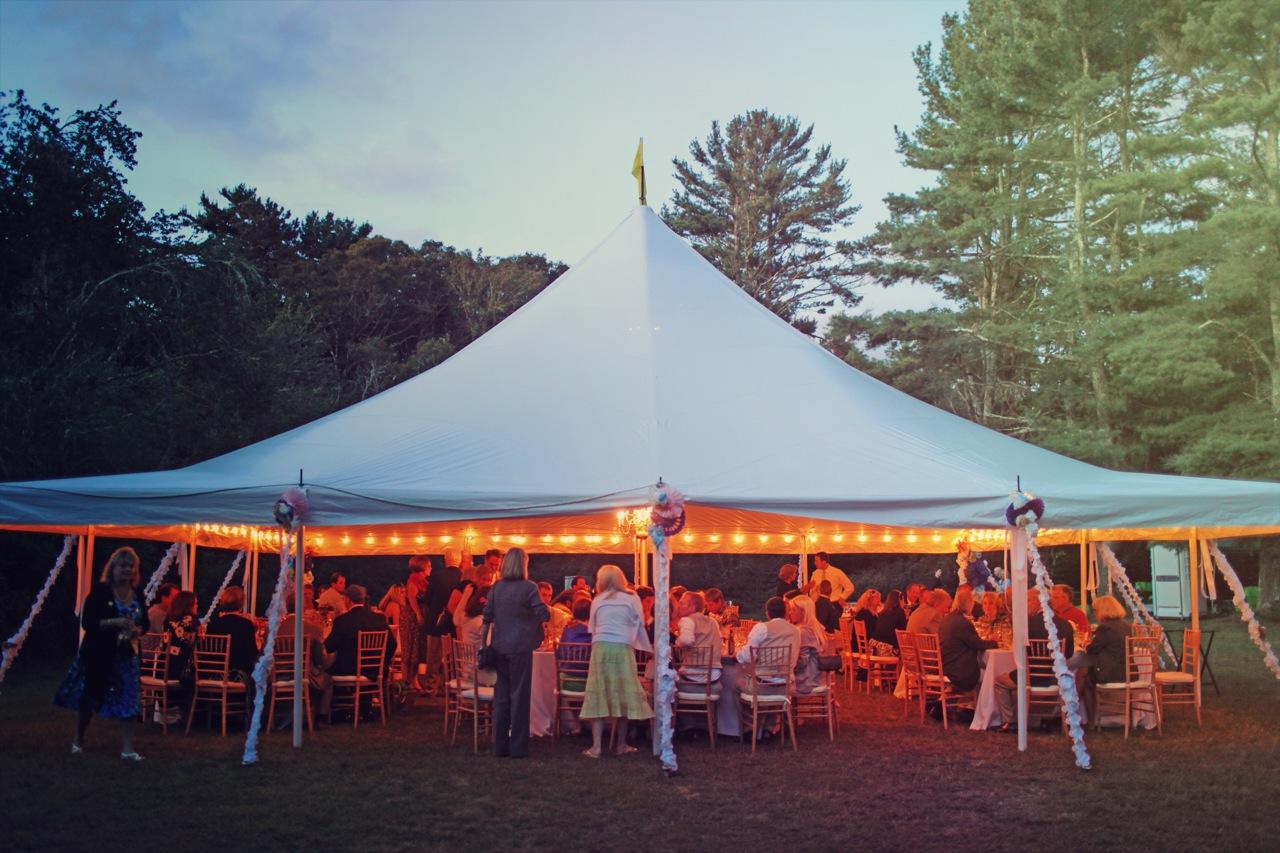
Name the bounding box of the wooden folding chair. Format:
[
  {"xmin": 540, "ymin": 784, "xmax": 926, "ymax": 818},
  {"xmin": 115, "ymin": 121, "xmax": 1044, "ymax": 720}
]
[
  {"xmin": 914, "ymin": 632, "xmax": 975, "ymax": 730},
  {"xmin": 139, "ymin": 632, "xmax": 178, "ymax": 735},
  {"xmin": 1025, "ymin": 638, "xmax": 1066, "ymax": 732},
  {"xmin": 552, "ymin": 641, "xmax": 592, "ymax": 743},
  {"xmin": 1155, "ymin": 628, "xmax": 1201, "ymax": 727},
  {"xmin": 1096, "ymin": 635, "xmax": 1161, "ymax": 737},
  {"xmin": 186, "ymin": 634, "xmax": 248, "ymax": 736},
  {"xmin": 896, "ymin": 629, "xmax": 923, "ymax": 720},
  {"xmin": 673, "ymin": 644, "xmax": 721, "ymax": 748},
  {"xmin": 267, "ymin": 635, "xmax": 313, "ymax": 735},
  {"xmin": 737, "ymin": 644, "xmax": 796, "ymax": 754},
  {"xmin": 450, "ymin": 641, "xmax": 493, "ymax": 753},
  {"xmin": 330, "ymin": 630, "xmax": 389, "ymax": 728},
  {"xmin": 791, "ymin": 665, "xmax": 837, "ymax": 742},
  {"xmin": 854, "ymin": 619, "xmax": 898, "ymax": 694},
  {"xmin": 442, "ymin": 641, "xmax": 458, "ymax": 736},
  {"xmin": 838, "ymin": 618, "xmax": 856, "ymax": 691}
]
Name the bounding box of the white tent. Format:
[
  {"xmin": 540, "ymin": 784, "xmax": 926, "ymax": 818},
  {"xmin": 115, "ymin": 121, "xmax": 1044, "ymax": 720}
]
[{"xmin": 2, "ymin": 206, "xmax": 1278, "ymax": 552}]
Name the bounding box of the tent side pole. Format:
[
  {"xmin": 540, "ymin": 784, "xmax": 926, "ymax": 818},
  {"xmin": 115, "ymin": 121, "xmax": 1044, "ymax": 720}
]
[
  {"xmin": 1190, "ymin": 528, "xmax": 1200, "ymax": 633},
  {"xmin": 1011, "ymin": 526, "xmax": 1028, "ymax": 753},
  {"xmin": 189, "ymin": 541, "xmax": 199, "ymax": 593},
  {"xmin": 293, "ymin": 525, "xmax": 305, "ymax": 748},
  {"xmin": 83, "ymin": 527, "xmax": 96, "ymax": 607},
  {"xmin": 799, "ymin": 533, "xmax": 809, "ymax": 592},
  {"xmin": 1079, "ymin": 534, "xmax": 1089, "ymax": 617},
  {"xmin": 250, "ymin": 547, "xmax": 260, "ymax": 615},
  {"xmin": 74, "ymin": 533, "xmax": 87, "ymax": 616}
]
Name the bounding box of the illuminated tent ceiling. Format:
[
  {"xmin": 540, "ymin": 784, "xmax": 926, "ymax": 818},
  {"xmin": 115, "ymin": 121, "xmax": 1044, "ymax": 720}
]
[{"xmin": 2, "ymin": 206, "xmax": 1278, "ymax": 556}]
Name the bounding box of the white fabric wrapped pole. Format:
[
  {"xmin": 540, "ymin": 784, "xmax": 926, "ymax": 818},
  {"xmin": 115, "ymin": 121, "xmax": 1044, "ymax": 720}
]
[
  {"xmin": 1207, "ymin": 541, "xmax": 1280, "ymax": 680},
  {"xmin": 1097, "ymin": 543, "xmax": 1177, "ymax": 665},
  {"xmin": 143, "ymin": 543, "xmax": 183, "ymax": 604},
  {"xmin": 649, "ymin": 530, "xmax": 677, "ymax": 772},
  {"xmin": 1010, "ymin": 526, "xmax": 1028, "ymax": 753},
  {"xmin": 242, "ymin": 540, "xmax": 290, "ymax": 764},
  {"xmin": 0, "ymin": 535, "xmax": 75, "ymax": 686},
  {"xmin": 1027, "ymin": 539, "xmax": 1092, "ymax": 770},
  {"xmin": 201, "ymin": 550, "xmax": 246, "ymax": 626}
]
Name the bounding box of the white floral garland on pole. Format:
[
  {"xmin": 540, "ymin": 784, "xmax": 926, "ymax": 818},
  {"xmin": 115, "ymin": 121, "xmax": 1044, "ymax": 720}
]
[
  {"xmin": 1206, "ymin": 541, "xmax": 1280, "ymax": 681},
  {"xmin": 647, "ymin": 481, "xmax": 685, "ymax": 775},
  {"xmin": 202, "ymin": 550, "xmax": 246, "ymax": 626},
  {"xmin": 0, "ymin": 535, "xmax": 75, "ymax": 687},
  {"xmin": 1006, "ymin": 491, "xmax": 1091, "ymax": 771},
  {"xmin": 242, "ymin": 539, "xmax": 290, "ymax": 765},
  {"xmin": 143, "ymin": 542, "xmax": 183, "ymax": 604},
  {"xmin": 1097, "ymin": 543, "xmax": 1177, "ymax": 666}
]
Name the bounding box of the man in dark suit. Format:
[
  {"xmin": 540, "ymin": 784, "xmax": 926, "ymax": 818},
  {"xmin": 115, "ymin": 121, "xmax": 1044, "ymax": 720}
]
[
  {"xmin": 938, "ymin": 586, "xmax": 998, "ymax": 693},
  {"xmin": 205, "ymin": 585, "xmax": 260, "ymax": 690},
  {"xmin": 324, "ymin": 585, "xmax": 396, "ymax": 677}
]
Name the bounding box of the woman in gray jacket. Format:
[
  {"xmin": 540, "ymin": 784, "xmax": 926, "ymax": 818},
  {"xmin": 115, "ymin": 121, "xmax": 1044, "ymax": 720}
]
[{"xmin": 481, "ymin": 548, "xmax": 549, "ymax": 758}]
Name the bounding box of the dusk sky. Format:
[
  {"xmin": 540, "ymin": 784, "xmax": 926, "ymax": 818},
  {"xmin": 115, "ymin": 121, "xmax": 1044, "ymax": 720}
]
[{"xmin": 1, "ymin": 0, "xmax": 959, "ymax": 313}]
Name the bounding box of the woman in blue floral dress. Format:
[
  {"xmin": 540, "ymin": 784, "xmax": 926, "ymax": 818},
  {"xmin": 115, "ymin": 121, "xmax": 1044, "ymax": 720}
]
[{"xmin": 55, "ymin": 546, "xmax": 148, "ymax": 760}]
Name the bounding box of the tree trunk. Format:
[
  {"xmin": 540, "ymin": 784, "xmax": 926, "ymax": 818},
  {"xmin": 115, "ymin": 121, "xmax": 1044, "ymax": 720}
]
[{"xmin": 1258, "ymin": 539, "xmax": 1280, "ymax": 614}]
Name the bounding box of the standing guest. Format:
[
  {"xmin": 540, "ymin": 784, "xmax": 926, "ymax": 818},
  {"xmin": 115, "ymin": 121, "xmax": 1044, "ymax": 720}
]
[
  {"xmin": 571, "ymin": 575, "xmax": 590, "ymax": 596},
  {"xmin": 148, "ymin": 583, "xmax": 179, "ymax": 634},
  {"xmin": 385, "ymin": 556, "xmax": 429, "ymax": 692},
  {"xmin": 318, "ymin": 572, "xmax": 350, "ymax": 616},
  {"xmin": 906, "ymin": 589, "xmax": 950, "ymax": 635},
  {"xmin": 481, "ymin": 548, "xmax": 549, "ymax": 759},
  {"xmin": 282, "ymin": 590, "xmax": 335, "ymax": 720},
  {"xmin": 674, "ymin": 592, "xmax": 722, "ymax": 687},
  {"xmin": 324, "ymin": 585, "xmax": 395, "ymax": 677},
  {"xmin": 870, "ymin": 589, "xmax": 907, "ymax": 655},
  {"xmin": 456, "ymin": 586, "xmax": 496, "ymax": 688},
  {"xmin": 776, "ymin": 563, "xmax": 799, "ymax": 598},
  {"xmin": 205, "ymin": 586, "xmax": 260, "ymax": 693},
  {"xmin": 903, "ymin": 582, "xmax": 925, "ymax": 616},
  {"xmin": 938, "ymin": 587, "xmax": 997, "ymax": 693},
  {"xmin": 55, "ymin": 546, "xmax": 147, "ymax": 760},
  {"xmin": 814, "ymin": 581, "xmax": 842, "ymax": 633},
  {"xmin": 1050, "ymin": 584, "xmax": 1090, "ymax": 636},
  {"xmin": 422, "ymin": 549, "xmax": 463, "ymax": 695},
  {"xmin": 809, "ymin": 552, "xmax": 854, "ymax": 604},
  {"xmin": 581, "ymin": 565, "xmax": 654, "ymax": 759},
  {"xmin": 473, "ymin": 549, "xmax": 503, "ymax": 587}
]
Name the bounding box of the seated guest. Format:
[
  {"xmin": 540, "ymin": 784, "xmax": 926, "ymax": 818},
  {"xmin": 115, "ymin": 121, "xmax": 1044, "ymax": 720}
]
[
  {"xmin": 1050, "ymin": 584, "xmax": 1090, "ymax": 636},
  {"xmin": 456, "ymin": 585, "xmax": 490, "ymax": 649},
  {"xmin": 317, "ymin": 572, "xmax": 350, "ymax": 616},
  {"xmin": 556, "ymin": 596, "xmax": 594, "ymax": 688},
  {"xmin": 957, "ymin": 583, "xmax": 979, "ymax": 619},
  {"xmin": 735, "ymin": 597, "xmax": 801, "ymax": 686},
  {"xmin": 281, "ymin": 587, "xmax": 335, "ymax": 718},
  {"xmin": 635, "ymin": 586, "xmax": 656, "ymax": 642},
  {"xmin": 1067, "ymin": 594, "xmax": 1130, "ymax": 685},
  {"xmin": 162, "ymin": 590, "xmax": 199, "ymax": 721},
  {"xmin": 324, "ymin": 585, "xmax": 396, "ymax": 677},
  {"xmin": 903, "ymin": 582, "xmax": 925, "ymax": 615},
  {"xmin": 814, "ymin": 581, "xmax": 842, "ymax": 633},
  {"xmin": 788, "ymin": 596, "xmax": 829, "ymax": 694},
  {"xmin": 870, "ymin": 589, "xmax": 907, "ymax": 654},
  {"xmin": 571, "ymin": 575, "xmax": 590, "ymax": 596},
  {"xmin": 906, "ymin": 589, "xmax": 950, "ymax": 635},
  {"xmin": 541, "ymin": 583, "xmax": 571, "ymax": 636},
  {"xmin": 149, "ymin": 583, "xmax": 179, "ymax": 634},
  {"xmin": 993, "ymin": 589, "xmax": 1078, "ymax": 731},
  {"xmin": 703, "ymin": 588, "xmax": 728, "ymax": 623},
  {"xmin": 674, "ymin": 592, "xmax": 722, "ymax": 687},
  {"xmin": 852, "ymin": 589, "xmax": 880, "ymax": 647},
  {"xmin": 978, "ymin": 590, "xmax": 1009, "ymax": 629},
  {"xmin": 205, "ymin": 586, "xmax": 260, "ymax": 691},
  {"xmin": 938, "ymin": 587, "xmax": 997, "ymax": 693}
]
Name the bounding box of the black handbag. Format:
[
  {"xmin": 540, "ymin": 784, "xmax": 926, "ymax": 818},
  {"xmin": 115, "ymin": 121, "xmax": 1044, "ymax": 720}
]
[
  {"xmin": 477, "ymin": 644, "xmax": 498, "ymax": 669},
  {"xmin": 817, "ymin": 654, "xmax": 843, "ymax": 673}
]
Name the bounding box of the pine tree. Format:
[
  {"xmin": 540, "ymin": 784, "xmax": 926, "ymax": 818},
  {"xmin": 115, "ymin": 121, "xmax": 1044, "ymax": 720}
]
[{"xmin": 663, "ymin": 111, "xmax": 860, "ymax": 333}]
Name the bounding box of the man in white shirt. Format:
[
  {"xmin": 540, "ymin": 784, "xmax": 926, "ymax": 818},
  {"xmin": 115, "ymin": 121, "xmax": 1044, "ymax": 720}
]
[
  {"xmin": 675, "ymin": 592, "xmax": 722, "ymax": 685},
  {"xmin": 809, "ymin": 552, "xmax": 854, "ymax": 604},
  {"xmin": 735, "ymin": 597, "xmax": 801, "ymax": 685},
  {"xmin": 317, "ymin": 572, "xmax": 350, "ymax": 616}
]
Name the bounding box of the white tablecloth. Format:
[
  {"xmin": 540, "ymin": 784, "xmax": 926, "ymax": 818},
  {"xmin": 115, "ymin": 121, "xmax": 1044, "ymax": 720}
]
[
  {"xmin": 530, "ymin": 649, "xmax": 556, "ymax": 737},
  {"xmin": 971, "ymin": 649, "xmax": 1015, "ymax": 730}
]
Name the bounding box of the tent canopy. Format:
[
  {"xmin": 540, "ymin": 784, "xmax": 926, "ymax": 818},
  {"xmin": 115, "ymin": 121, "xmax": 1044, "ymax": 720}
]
[{"xmin": 3, "ymin": 206, "xmax": 1278, "ymax": 555}]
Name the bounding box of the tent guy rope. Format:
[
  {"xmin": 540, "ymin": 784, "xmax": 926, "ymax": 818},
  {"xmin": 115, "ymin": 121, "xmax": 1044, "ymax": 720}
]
[
  {"xmin": 1097, "ymin": 543, "xmax": 1178, "ymax": 666},
  {"xmin": 1206, "ymin": 541, "xmax": 1280, "ymax": 681}
]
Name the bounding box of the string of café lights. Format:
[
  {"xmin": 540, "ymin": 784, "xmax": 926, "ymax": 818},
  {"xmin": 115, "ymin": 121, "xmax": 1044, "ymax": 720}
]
[{"xmin": 186, "ymin": 516, "xmax": 1033, "ymax": 551}]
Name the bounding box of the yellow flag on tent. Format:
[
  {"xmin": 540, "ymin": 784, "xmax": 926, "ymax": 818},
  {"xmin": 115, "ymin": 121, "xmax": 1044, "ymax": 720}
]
[{"xmin": 631, "ymin": 138, "xmax": 646, "ymax": 206}]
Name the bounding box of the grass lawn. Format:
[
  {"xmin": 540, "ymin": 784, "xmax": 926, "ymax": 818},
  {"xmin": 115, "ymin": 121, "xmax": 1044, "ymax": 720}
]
[{"xmin": 2, "ymin": 613, "xmax": 1278, "ymax": 853}]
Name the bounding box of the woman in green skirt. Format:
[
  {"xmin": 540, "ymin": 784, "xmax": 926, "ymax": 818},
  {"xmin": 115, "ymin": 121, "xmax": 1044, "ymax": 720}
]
[{"xmin": 581, "ymin": 564, "xmax": 653, "ymax": 758}]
